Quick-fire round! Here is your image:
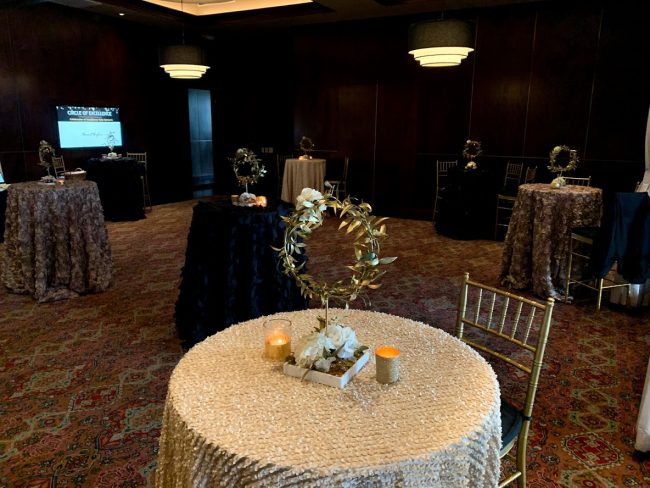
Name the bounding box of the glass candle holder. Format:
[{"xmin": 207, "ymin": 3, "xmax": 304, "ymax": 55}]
[
  {"xmin": 376, "ymin": 346, "xmax": 400, "ymax": 384},
  {"xmin": 264, "ymin": 319, "xmax": 292, "ymax": 361},
  {"xmin": 256, "ymin": 196, "xmax": 267, "ymax": 207}
]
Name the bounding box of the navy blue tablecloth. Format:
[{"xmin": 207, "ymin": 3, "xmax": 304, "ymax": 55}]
[
  {"xmin": 86, "ymin": 158, "xmax": 145, "ymax": 221},
  {"xmin": 175, "ymin": 200, "xmax": 308, "ymax": 348},
  {"xmin": 435, "ymin": 167, "xmax": 493, "ymax": 240}
]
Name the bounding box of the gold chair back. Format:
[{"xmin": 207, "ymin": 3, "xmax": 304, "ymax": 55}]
[
  {"xmin": 563, "ymin": 176, "xmax": 591, "ymax": 187},
  {"xmin": 456, "ymin": 272, "xmax": 554, "ymax": 487},
  {"xmin": 326, "ymin": 156, "xmax": 350, "ymax": 200},
  {"xmin": 51, "ymin": 156, "xmax": 66, "ymax": 177},
  {"xmin": 126, "ymin": 152, "xmax": 151, "ymax": 211},
  {"xmin": 503, "ymin": 162, "xmax": 524, "ymax": 187},
  {"xmin": 433, "ymin": 160, "xmax": 458, "ymax": 222}
]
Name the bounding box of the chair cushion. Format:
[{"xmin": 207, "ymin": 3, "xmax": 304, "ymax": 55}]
[
  {"xmin": 501, "ymin": 400, "xmax": 524, "ymax": 451},
  {"xmin": 572, "ymin": 226, "xmax": 599, "ymax": 240}
]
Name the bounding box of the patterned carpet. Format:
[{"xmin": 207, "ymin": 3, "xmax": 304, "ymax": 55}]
[{"xmin": 0, "ymin": 198, "xmax": 649, "ymax": 487}]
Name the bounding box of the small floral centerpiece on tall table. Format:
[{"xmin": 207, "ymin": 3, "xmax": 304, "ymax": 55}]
[
  {"xmin": 276, "ymin": 187, "xmax": 397, "ymax": 388},
  {"xmin": 548, "ymin": 145, "xmax": 579, "ymax": 188},
  {"xmin": 230, "ymin": 148, "xmax": 267, "ymax": 205},
  {"xmin": 38, "ymin": 140, "xmax": 55, "ymax": 177},
  {"xmin": 463, "ymin": 139, "xmax": 482, "ymax": 170},
  {"xmin": 299, "ymin": 136, "xmax": 315, "ymax": 160}
]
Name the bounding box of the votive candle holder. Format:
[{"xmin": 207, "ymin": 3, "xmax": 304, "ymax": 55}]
[
  {"xmin": 264, "ymin": 319, "xmax": 292, "ymax": 361},
  {"xmin": 375, "ymin": 346, "xmax": 400, "ymax": 384}
]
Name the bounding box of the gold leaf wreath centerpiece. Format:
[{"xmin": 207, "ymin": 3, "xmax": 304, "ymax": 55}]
[
  {"xmin": 463, "ymin": 139, "xmax": 482, "ymax": 170},
  {"xmin": 548, "ymin": 145, "xmax": 579, "ymax": 188},
  {"xmin": 276, "ymin": 187, "xmax": 397, "ymax": 387},
  {"xmin": 230, "ymin": 148, "xmax": 267, "ymax": 204}
]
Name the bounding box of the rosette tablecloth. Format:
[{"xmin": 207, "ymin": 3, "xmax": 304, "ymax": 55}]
[
  {"xmin": 500, "ymin": 183, "xmax": 602, "ymax": 300},
  {"xmin": 281, "ymin": 158, "xmax": 326, "ymax": 203},
  {"xmin": 156, "ymin": 309, "xmax": 501, "ymax": 487},
  {"xmin": 2, "ymin": 181, "xmax": 113, "ymax": 302}
]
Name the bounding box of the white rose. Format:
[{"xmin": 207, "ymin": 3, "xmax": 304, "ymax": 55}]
[
  {"xmin": 296, "ymin": 188, "xmax": 323, "ymax": 209},
  {"xmin": 326, "ymin": 324, "xmax": 359, "ymax": 360},
  {"xmin": 294, "ymin": 331, "xmax": 334, "ymax": 369}
]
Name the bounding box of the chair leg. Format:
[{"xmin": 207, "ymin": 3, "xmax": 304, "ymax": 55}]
[
  {"xmin": 565, "ymin": 240, "xmax": 574, "ymax": 303},
  {"xmin": 516, "ymin": 427, "xmax": 528, "ymax": 488},
  {"xmin": 596, "ymin": 278, "xmax": 604, "ymax": 311}
]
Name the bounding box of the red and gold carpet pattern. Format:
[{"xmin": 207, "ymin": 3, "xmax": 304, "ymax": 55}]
[{"xmin": 0, "ymin": 199, "xmax": 649, "ymax": 487}]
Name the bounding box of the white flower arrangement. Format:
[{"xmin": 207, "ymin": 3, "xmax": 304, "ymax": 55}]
[
  {"xmin": 288, "ymin": 316, "xmax": 367, "ymax": 375},
  {"xmin": 465, "ymin": 161, "xmax": 477, "ymax": 170}
]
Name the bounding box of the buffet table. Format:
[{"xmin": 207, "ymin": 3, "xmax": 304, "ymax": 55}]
[
  {"xmin": 174, "ymin": 200, "xmax": 307, "ymax": 347},
  {"xmin": 86, "ymin": 157, "xmax": 145, "ymax": 221},
  {"xmin": 281, "ymin": 158, "xmax": 326, "ymax": 203},
  {"xmin": 157, "ymin": 309, "xmax": 501, "ymax": 487},
  {"xmin": 500, "ymin": 183, "xmax": 602, "ymax": 300},
  {"xmin": 2, "ymin": 181, "xmax": 113, "ymax": 302}
]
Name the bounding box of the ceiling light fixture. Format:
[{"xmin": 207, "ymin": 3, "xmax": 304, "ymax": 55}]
[
  {"xmin": 408, "ymin": 19, "xmax": 474, "ymax": 68},
  {"xmin": 159, "ymin": 0, "xmax": 210, "ymax": 79}
]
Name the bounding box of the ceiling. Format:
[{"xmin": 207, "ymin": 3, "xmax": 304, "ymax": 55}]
[{"xmin": 38, "ymin": 0, "xmax": 547, "ymax": 34}]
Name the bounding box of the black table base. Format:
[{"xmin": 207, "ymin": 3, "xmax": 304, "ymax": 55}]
[{"xmin": 86, "ymin": 158, "xmax": 145, "ymax": 221}]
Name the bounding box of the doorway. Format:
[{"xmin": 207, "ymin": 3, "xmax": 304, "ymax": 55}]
[{"xmin": 188, "ymin": 88, "xmax": 214, "ymax": 198}]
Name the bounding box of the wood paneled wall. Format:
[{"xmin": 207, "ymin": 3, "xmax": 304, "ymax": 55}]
[
  {"xmin": 0, "ymin": 4, "xmax": 196, "ymax": 204},
  {"xmin": 1, "ymin": 1, "xmax": 648, "ymax": 217}
]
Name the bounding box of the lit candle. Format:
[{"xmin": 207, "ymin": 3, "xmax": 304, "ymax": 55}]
[
  {"xmin": 263, "ymin": 319, "xmax": 292, "ymax": 361},
  {"xmin": 256, "ymin": 196, "xmax": 267, "ymax": 207},
  {"xmin": 376, "ymin": 346, "xmax": 400, "ymax": 384}
]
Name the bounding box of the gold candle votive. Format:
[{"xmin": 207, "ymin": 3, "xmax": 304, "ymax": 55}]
[
  {"xmin": 256, "ymin": 196, "xmax": 267, "ymax": 207},
  {"xmin": 376, "ymin": 346, "xmax": 400, "ymax": 384},
  {"xmin": 264, "ymin": 319, "xmax": 292, "ymax": 361}
]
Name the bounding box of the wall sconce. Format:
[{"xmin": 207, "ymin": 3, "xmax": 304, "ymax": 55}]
[
  {"xmin": 408, "ymin": 19, "xmax": 474, "ymax": 68},
  {"xmin": 160, "ymin": 45, "xmax": 210, "ymax": 79}
]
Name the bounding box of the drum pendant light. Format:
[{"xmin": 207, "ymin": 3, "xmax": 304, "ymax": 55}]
[
  {"xmin": 408, "ymin": 19, "xmax": 474, "ymax": 68},
  {"xmin": 160, "ymin": 0, "xmax": 210, "ymax": 79}
]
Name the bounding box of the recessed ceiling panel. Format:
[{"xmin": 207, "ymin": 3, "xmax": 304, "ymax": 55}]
[{"xmin": 142, "ymin": 0, "xmax": 312, "ymax": 16}]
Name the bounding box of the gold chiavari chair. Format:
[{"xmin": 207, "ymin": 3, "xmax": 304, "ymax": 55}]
[
  {"xmin": 494, "ymin": 166, "xmax": 537, "ymax": 240},
  {"xmin": 326, "ymin": 156, "xmax": 349, "ymax": 200},
  {"xmin": 433, "ymin": 160, "xmax": 458, "ymax": 222},
  {"xmin": 51, "ymin": 156, "xmax": 66, "ymax": 178},
  {"xmin": 563, "ymin": 176, "xmax": 591, "ymax": 187},
  {"xmin": 456, "ymin": 272, "xmax": 555, "ymax": 487},
  {"xmin": 503, "ymin": 162, "xmax": 524, "ymax": 190},
  {"xmin": 126, "ymin": 152, "xmax": 152, "ymax": 211}
]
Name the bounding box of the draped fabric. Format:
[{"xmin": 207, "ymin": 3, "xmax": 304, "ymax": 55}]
[
  {"xmin": 2, "ymin": 181, "xmax": 113, "ymax": 302},
  {"xmin": 156, "ymin": 309, "xmax": 501, "ymax": 488},
  {"xmin": 175, "ymin": 200, "xmax": 308, "ymax": 347},
  {"xmin": 592, "ymin": 192, "xmax": 650, "ymax": 283},
  {"xmin": 281, "ymin": 158, "xmax": 326, "ymax": 203},
  {"xmin": 86, "ymin": 157, "xmax": 145, "ymax": 221},
  {"xmin": 500, "ymin": 184, "xmax": 602, "ymax": 300}
]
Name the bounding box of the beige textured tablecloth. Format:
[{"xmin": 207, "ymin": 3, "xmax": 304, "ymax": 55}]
[
  {"xmin": 500, "ymin": 183, "xmax": 602, "ymax": 300},
  {"xmin": 281, "ymin": 158, "xmax": 326, "ymax": 203},
  {"xmin": 155, "ymin": 309, "xmax": 501, "ymax": 487},
  {"xmin": 2, "ymin": 180, "xmax": 113, "ymax": 302}
]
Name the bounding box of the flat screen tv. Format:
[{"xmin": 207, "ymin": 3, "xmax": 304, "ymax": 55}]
[{"xmin": 56, "ymin": 105, "xmax": 123, "ymax": 149}]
